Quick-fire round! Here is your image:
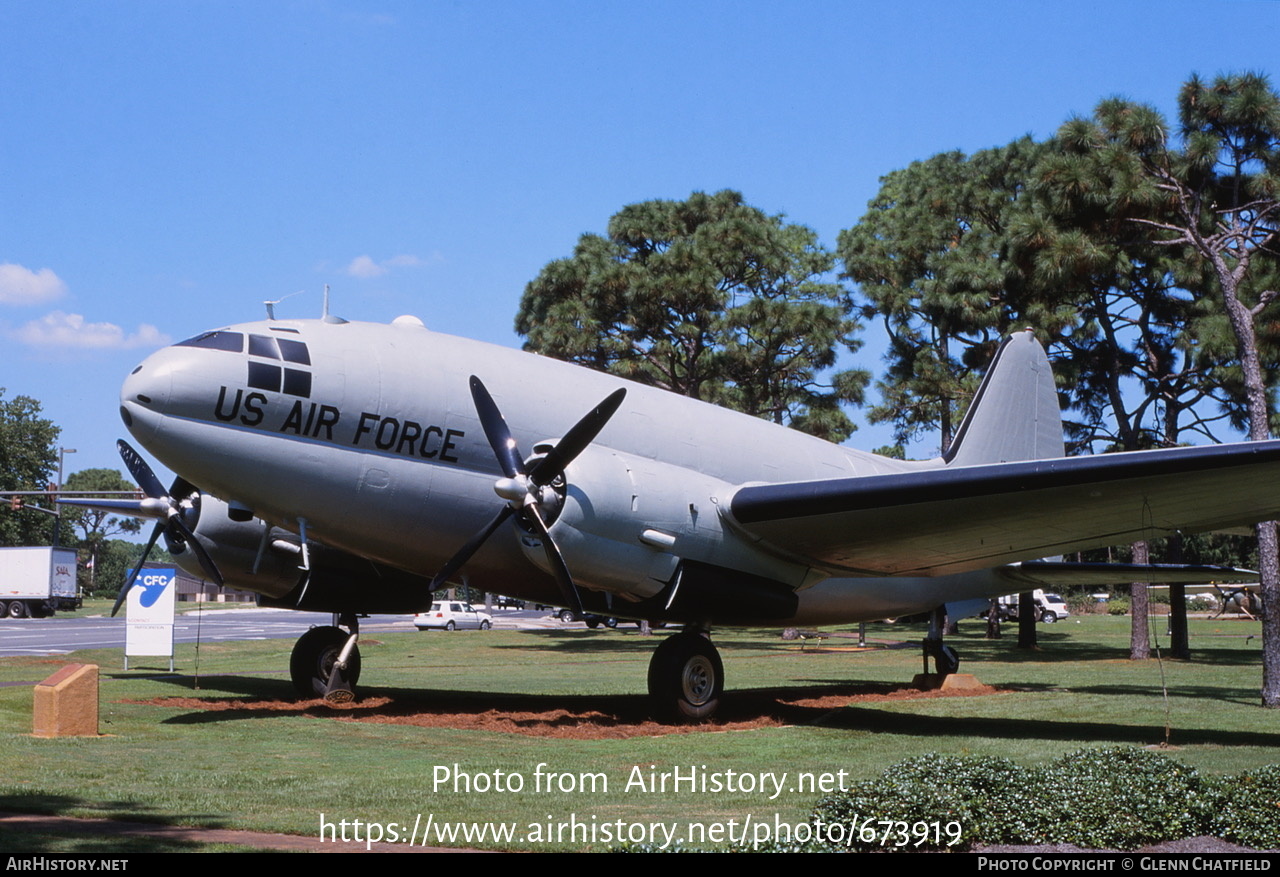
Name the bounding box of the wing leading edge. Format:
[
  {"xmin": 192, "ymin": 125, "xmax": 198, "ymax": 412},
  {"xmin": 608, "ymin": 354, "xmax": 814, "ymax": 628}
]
[{"xmin": 726, "ymin": 441, "xmax": 1280, "ymax": 577}]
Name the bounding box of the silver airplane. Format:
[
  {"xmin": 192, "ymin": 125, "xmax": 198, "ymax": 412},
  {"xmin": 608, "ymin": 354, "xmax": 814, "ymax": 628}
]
[{"xmin": 72, "ymin": 311, "xmax": 1280, "ymax": 720}]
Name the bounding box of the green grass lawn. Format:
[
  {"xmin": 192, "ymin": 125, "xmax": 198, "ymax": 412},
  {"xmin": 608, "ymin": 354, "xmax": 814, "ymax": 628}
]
[{"xmin": 1, "ymin": 614, "xmax": 1276, "ymax": 851}]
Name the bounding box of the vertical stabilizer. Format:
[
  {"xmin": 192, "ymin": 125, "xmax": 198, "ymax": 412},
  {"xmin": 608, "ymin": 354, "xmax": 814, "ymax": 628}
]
[{"xmin": 944, "ymin": 329, "xmax": 1062, "ymax": 466}]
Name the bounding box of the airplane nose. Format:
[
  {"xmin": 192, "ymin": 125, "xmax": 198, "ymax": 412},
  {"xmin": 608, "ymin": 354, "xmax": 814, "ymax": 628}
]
[{"xmin": 119, "ymin": 351, "xmax": 174, "ymax": 443}]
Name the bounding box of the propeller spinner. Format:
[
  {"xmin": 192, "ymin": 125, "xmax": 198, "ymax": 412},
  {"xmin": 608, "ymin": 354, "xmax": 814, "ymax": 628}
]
[{"xmin": 430, "ymin": 377, "xmax": 626, "ymax": 616}]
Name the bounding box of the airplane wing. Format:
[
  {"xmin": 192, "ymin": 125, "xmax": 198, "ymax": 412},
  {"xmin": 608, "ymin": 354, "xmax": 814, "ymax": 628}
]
[{"xmin": 726, "ymin": 440, "xmax": 1280, "ymax": 577}]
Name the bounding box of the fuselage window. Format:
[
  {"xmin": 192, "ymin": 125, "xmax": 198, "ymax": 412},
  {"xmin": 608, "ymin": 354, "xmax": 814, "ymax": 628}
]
[
  {"xmin": 248, "ymin": 362, "xmax": 282, "ymax": 392},
  {"xmin": 282, "ymin": 368, "xmax": 312, "ymax": 398},
  {"xmin": 176, "ymin": 331, "xmax": 244, "ymax": 352}
]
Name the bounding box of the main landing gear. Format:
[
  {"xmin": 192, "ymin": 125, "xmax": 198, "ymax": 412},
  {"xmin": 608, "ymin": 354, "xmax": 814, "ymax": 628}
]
[
  {"xmin": 921, "ymin": 606, "xmax": 960, "ymax": 678},
  {"xmin": 291, "ymin": 613, "xmax": 361, "ymax": 703},
  {"xmin": 647, "ymin": 629, "xmax": 723, "ymax": 722}
]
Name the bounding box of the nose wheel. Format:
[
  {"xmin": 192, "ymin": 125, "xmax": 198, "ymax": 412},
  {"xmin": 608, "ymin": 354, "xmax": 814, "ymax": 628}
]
[
  {"xmin": 290, "ymin": 620, "xmax": 362, "ymax": 702},
  {"xmin": 647, "ymin": 631, "xmax": 723, "ymax": 722}
]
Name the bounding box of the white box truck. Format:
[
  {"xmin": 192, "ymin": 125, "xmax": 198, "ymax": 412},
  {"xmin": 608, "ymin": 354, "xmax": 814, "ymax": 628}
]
[{"xmin": 0, "ymin": 547, "xmax": 79, "ymax": 618}]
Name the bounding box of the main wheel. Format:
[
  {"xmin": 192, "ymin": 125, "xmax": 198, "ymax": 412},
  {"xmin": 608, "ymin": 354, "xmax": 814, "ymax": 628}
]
[
  {"xmin": 647, "ymin": 632, "xmax": 724, "ymax": 722},
  {"xmin": 290, "ymin": 626, "xmax": 361, "ymax": 699},
  {"xmin": 8, "ymin": 601, "xmax": 28, "ymax": 619}
]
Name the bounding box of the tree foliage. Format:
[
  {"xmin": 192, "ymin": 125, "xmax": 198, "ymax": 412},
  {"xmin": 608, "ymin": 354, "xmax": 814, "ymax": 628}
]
[
  {"xmin": 0, "ymin": 389, "xmax": 59, "ymax": 547},
  {"xmin": 1053, "ymin": 72, "xmax": 1280, "ymax": 704},
  {"xmin": 516, "ymin": 190, "xmax": 868, "ymax": 441},
  {"xmin": 838, "ymin": 138, "xmax": 1077, "ymax": 452},
  {"xmin": 90, "ymin": 539, "xmax": 166, "ymax": 599},
  {"xmin": 62, "ymin": 468, "xmax": 142, "ymax": 593}
]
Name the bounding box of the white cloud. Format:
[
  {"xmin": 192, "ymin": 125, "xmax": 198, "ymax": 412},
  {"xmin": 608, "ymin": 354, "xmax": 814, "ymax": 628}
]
[
  {"xmin": 344, "ymin": 253, "xmax": 427, "ymax": 278},
  {"xmin": 10, "ymin": 311, "xmax": 171, "ymax": 350},
  {"xmin": 345, "ymin": 255, "xmax": 386, "ymax": 278},
  {"xmin": 0, "ymin": 263, "xmax": 67, "ymax": 305}
]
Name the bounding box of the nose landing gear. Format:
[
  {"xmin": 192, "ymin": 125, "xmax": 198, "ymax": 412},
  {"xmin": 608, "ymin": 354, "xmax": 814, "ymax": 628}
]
[{"xmin": 290, "ymin": 613, "xmax": 362, "ymax": 702}]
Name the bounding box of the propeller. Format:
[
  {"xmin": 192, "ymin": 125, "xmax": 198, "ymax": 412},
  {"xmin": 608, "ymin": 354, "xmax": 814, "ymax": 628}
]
[
  {"xmin": 112, "ymin": 439, "xmax": 224, "ymax": 616},
  {"xmin": 430, "ymin": 377, "xmax": 626, "ymax": 616}
]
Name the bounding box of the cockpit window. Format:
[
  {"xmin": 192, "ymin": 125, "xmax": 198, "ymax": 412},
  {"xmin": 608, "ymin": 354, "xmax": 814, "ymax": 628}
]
[
  {"xmin": 248, "ymin": 334, "xmax": 280, "ymax": 359},
  {"xmin": 278, "ymin": 338, "xmax": 311, "ymax": 365},
  {"xmin": 176, "ymin": 331, "xmax": 244, "ymax": 352}
]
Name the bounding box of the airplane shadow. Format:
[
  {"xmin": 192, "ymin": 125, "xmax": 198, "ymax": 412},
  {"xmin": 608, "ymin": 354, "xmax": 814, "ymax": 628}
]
[
  {"xmin": 812, "ymin": 703, "xmax": 1280, "ymax": 748},
  {"xmin": 144, "ymin": 679, "xmax": 929, "ymax": 729},
  {"xmin": 128, "ymin": 674, "xmax": 1280, "ymax": 748}
]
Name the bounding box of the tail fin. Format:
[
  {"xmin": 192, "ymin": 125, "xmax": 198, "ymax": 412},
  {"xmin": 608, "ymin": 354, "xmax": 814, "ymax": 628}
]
[{"xmin": 944, "ymin": 329, "xmax": 1062, "ymax": 466}]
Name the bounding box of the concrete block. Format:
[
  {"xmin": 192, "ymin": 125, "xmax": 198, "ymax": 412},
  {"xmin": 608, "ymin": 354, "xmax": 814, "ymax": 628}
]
[{"xmin": 33, "ymin": 663, "xmax": 99, "ymax": 738}]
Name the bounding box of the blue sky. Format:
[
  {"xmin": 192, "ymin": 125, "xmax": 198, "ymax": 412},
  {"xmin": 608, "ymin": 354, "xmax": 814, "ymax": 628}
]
[{"xmin": 3, "ymin": 0, "xmax": 1279, "ymax": 478}]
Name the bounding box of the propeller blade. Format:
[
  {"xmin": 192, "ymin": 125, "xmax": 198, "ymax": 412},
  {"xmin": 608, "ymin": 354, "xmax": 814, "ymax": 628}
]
[
  {"xmin": 56, "ymin": 497, "xmax": 169, "ymax": 519},
  {"xmin": 117, "ymin": 439, "xmax": 168, "ymax": 500},
  {"xmin": 437, "ymin": 380, "xmax": 625, "ymax": 614},
  {"xmin": 429, "ymin": 506, "xmax": 514, "ymax": 591},
  {"xmin": 169, "ymin": 514, "xmax": 224, "ymax": 587},
  {"xmin": 530, "ymin": 388, "xmax": 626, "ymax": 486},
  {"xmin": 523, "ymin": 504, "xmax": 584, "ymax": 616},
  {"xmin": 113, "ymin": 521, "xmax": 164, "ymax": 617},
  {"xmin": 469, "ymin": 376, "xmax": 526, "ymax": 479},
  {"xmin": 115, "ymin": 440, "xmax": 226, "ymax": 589}
]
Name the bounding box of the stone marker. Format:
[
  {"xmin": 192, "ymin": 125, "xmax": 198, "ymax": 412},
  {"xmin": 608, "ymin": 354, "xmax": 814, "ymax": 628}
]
[{"xmin": 33, "ymin": 663, "xmax": 99, "ymax": 738}]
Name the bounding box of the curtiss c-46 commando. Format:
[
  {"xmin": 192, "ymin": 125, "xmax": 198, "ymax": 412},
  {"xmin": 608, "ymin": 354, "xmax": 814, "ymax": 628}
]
[{"xmin": 68, "ymin": 306, "xmax": 1279, "ymax": 720}]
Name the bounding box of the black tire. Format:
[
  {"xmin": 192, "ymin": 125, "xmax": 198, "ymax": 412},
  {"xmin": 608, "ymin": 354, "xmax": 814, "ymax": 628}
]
[
  {"xmin": 480, "ymin": 620, "xmax": 491, "ymax": 630},
  {"xmin": 290, "ymin": 626, "xmax": 361, "ymax": 699},
  {"xmin": 8, "ymin": 601, "xmax": 28, "ymax": 619},
  {"xmin": 445, "ymin": 620, "xmax": 456, "ymax": 630},
  {"xmin": 1041, "ymin": 611, "xmax": 1058, "ymax": 624},
  {"xmin": 647, "ymin": 632, "xmax": 724, "ymax": 722},
  {"xmin": 559, "ymin": 609, "xmax": 574, "ymax": 623},
  {"xmin": 605, "ymin": 617, "xmax": 618, "ymax": 629},
  {"xmin": 586, "ymin": 619, "xmax": 600, "ymax": 629}
]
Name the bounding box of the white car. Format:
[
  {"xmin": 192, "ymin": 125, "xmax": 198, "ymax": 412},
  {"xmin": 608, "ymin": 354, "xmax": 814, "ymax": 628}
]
[{"xmin": 413, "ymin": 601, "xmax": 493, "ymax": 631}]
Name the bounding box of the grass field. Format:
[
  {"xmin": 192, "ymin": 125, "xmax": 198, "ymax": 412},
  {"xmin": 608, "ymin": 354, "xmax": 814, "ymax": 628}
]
[{"xmin": 1, "ymin": 613, "xmax": 1276, "ymax": 852}]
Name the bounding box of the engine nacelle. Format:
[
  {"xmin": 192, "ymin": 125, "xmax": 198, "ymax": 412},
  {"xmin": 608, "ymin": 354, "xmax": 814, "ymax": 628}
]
[
  {"xmin": 181, "ymin": 493, "xmax": 435, "ymax": 613},
  {"xmin": 522, "ymin": 445, "xmax": 810, "ymax": 606}
]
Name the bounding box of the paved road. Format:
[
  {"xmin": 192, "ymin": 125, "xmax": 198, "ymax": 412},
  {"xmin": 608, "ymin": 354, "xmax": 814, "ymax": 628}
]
[{"xmin": 0, "ymin": 607, "xmax": 568, "ymax": 658}]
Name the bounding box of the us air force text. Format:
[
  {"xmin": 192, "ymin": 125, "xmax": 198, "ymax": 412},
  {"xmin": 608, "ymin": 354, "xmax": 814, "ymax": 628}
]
[{"xmin": 214, "ymin": 388, "xmax": 466, "ymax": 462}]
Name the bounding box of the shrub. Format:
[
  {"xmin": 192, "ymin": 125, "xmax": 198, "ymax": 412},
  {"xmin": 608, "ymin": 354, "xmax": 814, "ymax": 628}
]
[
  {"xmin": 620, "ymin": 749, "xmax": 1279, "ymax": 853},
  {"xmin": 1025, "ymin": 747, "xmax": 1214, "ymax": 848},
  {"xmin": 1208, "ymin": 764, "xmax": 1280, "ymax": 850},
  {"xmin": 785, "ymin": 748, "xmax": 1258, "ymax": 852}
]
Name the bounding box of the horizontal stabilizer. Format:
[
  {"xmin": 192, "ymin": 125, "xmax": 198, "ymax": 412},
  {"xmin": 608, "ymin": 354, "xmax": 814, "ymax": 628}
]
[{"xmin": 997, "ymin": 561, "xmax": 1257, "ymax": 588}]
